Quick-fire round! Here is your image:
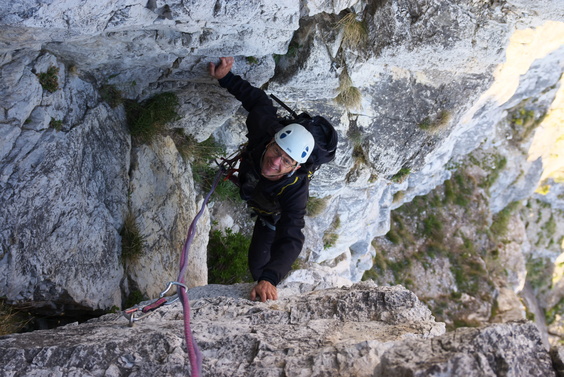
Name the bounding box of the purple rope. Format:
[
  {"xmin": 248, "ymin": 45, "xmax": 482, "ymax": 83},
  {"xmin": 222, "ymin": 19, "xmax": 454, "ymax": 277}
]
[{"xmin": 177, "ymin": 167, "xmax": 225, "ymax": 376}]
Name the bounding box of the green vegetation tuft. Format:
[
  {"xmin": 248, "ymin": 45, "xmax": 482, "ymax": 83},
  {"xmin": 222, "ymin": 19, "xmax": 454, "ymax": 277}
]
[
  {"xmin": 418, "ymin": 110, "xmax": 452, "ymax": 132},
  {"xmin": 385, "ymin": 213, "xmax": 413, "ymax": 246},
  {"xmin": 391, "ymin": 167, "xmax": 411, "ymax": 183},
  {"xmin": 124, "ymin": 92, "xmax": 179, "ymax": 144},
  {"xmin": 425, "ymin": 240, "xmax": 448, "ymax": 258},
  {"xmin": 452, "ymin": 317, "xmax": 482, "ymax": 329},
  {"xmin": 372, "ymin": 249, "xmax": 388, "ymax": 271},
  {"xmin": 385, "ymin": 229, "xmax": 401, "ymax": 244},
  {"xmin": 175, "ymin": 133, "xmax": 241, "ymax": 201},
  {"xmin": 444, "ymin": 172, "xmax": 474, "ymax": 207},
  {"xmin": 323, "ymin": 215, "xmax": 341, "ymax": 249},
  {"xmin": 37, "ymin": 65, "xmax": 60, "ymax": 93},
  {"xmin": 490, "ymin": 201, "xmax": 520, "ymax": 237},
  {"xmin": 207, "ymin": 228, "xmax": 253, "ymax": 284},
  {"xmin": 526, "ymin": 256, "xmax": 549, "ymax": 291},
  {"xmin": 49, "ymin": 118, "xmax": 63, "ymax": 131},
  {"xmin": 323, "ymin": 232, "xmax": 339, "ymax": 249},
  {"xmin": 362, "ymin": 268, "xmax": 379, "ymax": 281},
  {"xmin": 246, "ymin": 56, "xmax": 259, "ymax": 64},
  {"xmin": 99, "ymin": 84, "xmax": 123, "ymax": 108},
  {"xmin": 120, "ymin": 212, "xmax": 145, "ymax": 261},
  {"xmin": 422, "ymin": 214, "xmax": 443, "ymax": 240}
]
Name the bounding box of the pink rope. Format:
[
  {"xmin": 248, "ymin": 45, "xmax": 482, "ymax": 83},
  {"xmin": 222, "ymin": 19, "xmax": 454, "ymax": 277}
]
[{"xmin": 176, "ymin": 167, "xmax": 225, "ymax": 376}]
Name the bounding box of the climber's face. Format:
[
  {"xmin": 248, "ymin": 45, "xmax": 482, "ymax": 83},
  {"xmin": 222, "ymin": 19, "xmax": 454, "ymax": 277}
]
[{"xmin": 261, "ymin": 141, "xmax": 300, "ymax": 180}]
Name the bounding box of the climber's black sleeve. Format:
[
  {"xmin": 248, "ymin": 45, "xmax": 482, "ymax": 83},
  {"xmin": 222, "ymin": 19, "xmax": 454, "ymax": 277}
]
[{"xmin": 218, "ymin": 72, "xmax": 281, "ymax": 143}]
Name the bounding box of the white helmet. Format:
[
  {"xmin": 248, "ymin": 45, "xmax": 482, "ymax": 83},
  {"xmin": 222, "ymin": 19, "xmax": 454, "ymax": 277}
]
[{"xmin": 274, "ymin": 124, "xmax": 315, "ymax": 164}]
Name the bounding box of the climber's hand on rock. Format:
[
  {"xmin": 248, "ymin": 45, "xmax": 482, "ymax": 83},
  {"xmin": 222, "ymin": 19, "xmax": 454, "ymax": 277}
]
[
  {"xmin": 209, "ymin": 56, "xmax": 234, "ymax": 80},
  {"xmin": 250, "ymin": 280, "xmax": 278, "ymax": 302}
]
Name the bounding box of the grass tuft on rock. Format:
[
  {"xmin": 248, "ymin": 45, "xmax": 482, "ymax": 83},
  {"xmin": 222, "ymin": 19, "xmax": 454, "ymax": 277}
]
[
  {"xmin": 37, "ymin": 66, "xmax": 60, "ymax": 93},
  {"xmin": 124, "ymin": 92, "xmax": 179, "ymax": 144},
  {"xmin": 336, "ymin": 12, "xmax": 368, "ymax": 48},
  {"xmin": 306, "ymin": 196, "xmax": 329, "ymax": 217},
  {"xmin": 335, "ymin": 70, "xmax": 362, "ymax": 110},
  {"xmin": 120, "ymin": 212, "xmax": 145, "ymax": 261}
]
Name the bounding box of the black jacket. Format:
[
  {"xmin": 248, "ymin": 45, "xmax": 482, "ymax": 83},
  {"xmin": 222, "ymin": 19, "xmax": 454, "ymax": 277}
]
[{"xmin": 218, "ymin": 72, "xmax": 309, "ymax": 286}]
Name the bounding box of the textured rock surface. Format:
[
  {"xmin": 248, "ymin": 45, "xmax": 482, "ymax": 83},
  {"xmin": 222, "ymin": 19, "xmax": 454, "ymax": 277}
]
[
  {"xmin": 126, "ymin": 135, "xmax": 210, "ymax": 297},
  {"xmin": 1, "ymin": 0, "xmax": 563, "ymax": 329},
  {"xmin": 377, "ymin": 320, "xmax": 556, "ymax": 377},
  {"xmin": 0, "ymin": 283, "xmax": 559, "ymax": 376},
  {"xmin": 0, "ymin": 282, "xmax": 555, "ymax": 377},
  {"xmin": 0, "ymin": 50, "xmax": 210, "ymax": 311},
  {"xmin": 0, "ymin": 51, "xmax": 130, "ymax": 310}
]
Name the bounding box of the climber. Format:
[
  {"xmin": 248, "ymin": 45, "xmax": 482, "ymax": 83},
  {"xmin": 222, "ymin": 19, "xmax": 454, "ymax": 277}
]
[{"xmin": 209, "ymin": 56, "xmax": 315, "ymax": 303}]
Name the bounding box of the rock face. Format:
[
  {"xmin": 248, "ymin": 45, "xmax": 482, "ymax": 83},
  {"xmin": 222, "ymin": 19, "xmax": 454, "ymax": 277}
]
[
  {"xmin": 0, "ymin": 51, "xmax": 131, "ymax": 311},
  {"xmin": 0, "ymin": 282, "xmax": 558, "ymax": 377},
  {"xmin": 0, "ymin": 50, "xmax": 210, "ymax": 312},
  {"xmin": 0, "ymin": 0, "xmax": 563, "ymax": 340},
  {"xmin": 125, "ymin": 136, "xmax": 210, "ymax": 298}
]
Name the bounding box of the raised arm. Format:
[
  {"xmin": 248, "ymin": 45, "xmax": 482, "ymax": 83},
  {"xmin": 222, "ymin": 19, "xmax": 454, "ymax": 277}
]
[
  {"xmin": 209, "ymin": 57, "xmax": 280, "ymax": 141},
  {"xmin": 208, "ymin": 57, "xmax": 234, "ymax": 80}
]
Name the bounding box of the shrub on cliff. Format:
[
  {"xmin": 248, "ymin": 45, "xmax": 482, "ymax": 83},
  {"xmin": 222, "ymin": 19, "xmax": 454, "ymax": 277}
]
[{"xmin": 207, "ymin": 228, "xmax": 252, "ymax": 284}]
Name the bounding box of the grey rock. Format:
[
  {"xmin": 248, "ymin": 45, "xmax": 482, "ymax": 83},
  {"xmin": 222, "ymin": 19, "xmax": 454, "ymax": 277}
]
[
  {"xmin": 0, "ymin": 59, "xmax": 130, "ymax": 309},
  {"xmin": 0, "ymin": 283, "xmax": 558, "ymax": 377},
  {"xmin": 0, "ymin": 0, "xmax": 563, "ymax": 334},
  {"xmin": 126, "ymin": 135, "xmax": 210, "ymax": 297},
  {"xmin": 0, "ymin": 283, "xmax": 445, "ymax": 376},
  {"xmin": 0, "ymin": 50, "xmax": 210, "ymax": 312},
  {"xmin": 378, "ymin": 321, "xmax": 556, "ymax": 377}
]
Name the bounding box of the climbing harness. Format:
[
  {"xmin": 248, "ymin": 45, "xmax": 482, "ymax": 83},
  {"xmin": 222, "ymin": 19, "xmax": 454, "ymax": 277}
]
[
  {"xmin": 121, "ymin": 152, "xmax": 241, "ymax": 377},
  {"xmin": 218, "ymin": 145, "xmax": 245, "ymax": 187}
]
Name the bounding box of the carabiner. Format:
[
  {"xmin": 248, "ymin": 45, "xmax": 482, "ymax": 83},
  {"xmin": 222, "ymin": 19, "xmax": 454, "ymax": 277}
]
[
  {"xmin": 122, "ymin": 281, "xmax": 187, "ymax": 327},
  {"xmin": 158, "ymin": 281, "xmax": 188, "ymax": 305}
]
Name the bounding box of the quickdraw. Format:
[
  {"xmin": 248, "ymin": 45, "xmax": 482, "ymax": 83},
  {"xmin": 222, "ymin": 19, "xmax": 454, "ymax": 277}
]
[{"xmin": 122, "ymin": 281, "xmax": 187, "ymax": 327}]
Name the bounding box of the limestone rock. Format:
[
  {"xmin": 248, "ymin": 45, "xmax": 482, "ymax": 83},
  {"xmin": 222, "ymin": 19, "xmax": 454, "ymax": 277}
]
[
  {"xmin": 0, "ymin": 51, "xmax": 210, "ymax": 312},
  {"xmin": 0, "ymin": 52, "xmax": 130, "ymax": 310},
  {"xmin": 1, "ymin": 0, "xmax": 564, "ymax": 332},
  {"xmin": 126, "ymin": 135, "xmax": 210, "ymax": 297},
  {"xmin": 378, "ymin": 321, "xmax": 556, "ymax": 377},
  {"xmin": 0, "ymin": 283, "xmax": 445, "ymax": 376},
  {"xmin": 0, "ymin": 283, "xmax": 559, "ymax": 377}
]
